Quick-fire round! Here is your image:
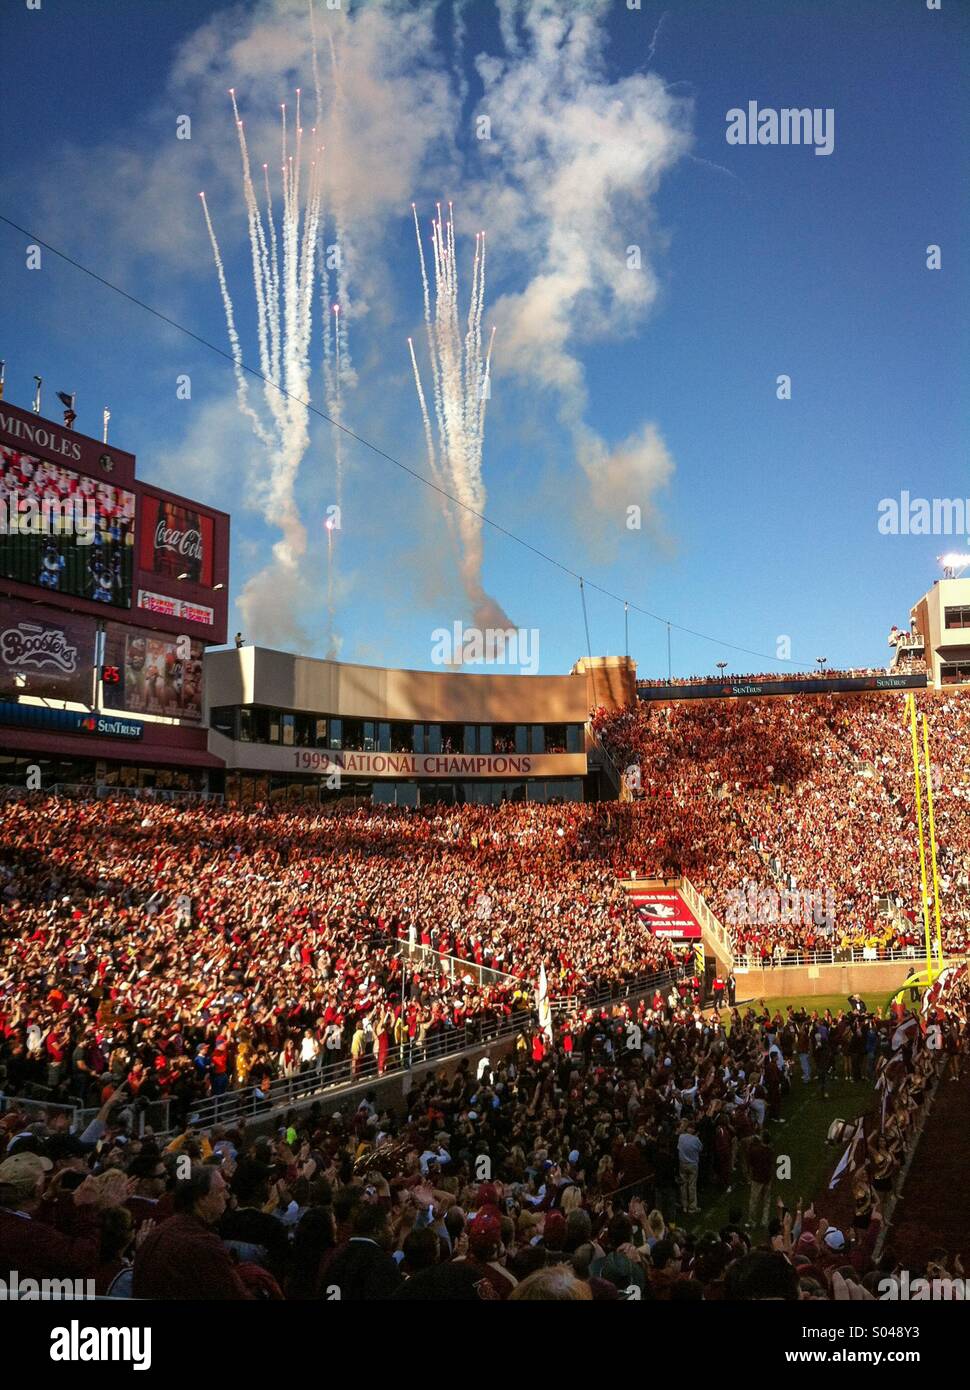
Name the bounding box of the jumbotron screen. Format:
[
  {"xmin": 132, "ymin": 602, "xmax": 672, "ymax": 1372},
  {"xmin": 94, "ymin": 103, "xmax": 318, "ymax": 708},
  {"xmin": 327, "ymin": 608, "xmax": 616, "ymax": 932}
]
[
  {"xmin": 0, "ymin": 442, "xmax": 136, "ymax": 608},
  {"xmin": 102, "ymin": 621, "xmax": 204, "ymax": 722}
]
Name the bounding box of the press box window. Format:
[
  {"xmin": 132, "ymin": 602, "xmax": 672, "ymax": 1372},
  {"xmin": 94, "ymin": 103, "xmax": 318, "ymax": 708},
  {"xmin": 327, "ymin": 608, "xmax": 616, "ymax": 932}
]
[
  {"xmin": 945, "ymin": 606, "xmax": 970, "ymax": 630},
  {"xmin": 210, "ymin": 707, "xmax": 237, "ymax": 739}
]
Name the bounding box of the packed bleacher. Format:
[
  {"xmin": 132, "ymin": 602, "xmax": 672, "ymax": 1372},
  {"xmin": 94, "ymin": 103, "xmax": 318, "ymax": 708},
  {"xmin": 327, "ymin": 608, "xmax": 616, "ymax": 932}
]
[
  {"xmin": 636, "ymin": 668, "xmax": 893, "ymax": 688},
  {"xmin": 2, "ymin": 686, "xmax": 969, "ymax": 1300},
  {"xmin": 594, "ymin": 690, "xmax": 970, "ymax": 960},
  {"xmin": 2, "ymin": 965, "xmax": 965, "ymax": 1301},
  {"xmin": 0, "ymin": 795, "xmax": 689, "ymax": 1124}
]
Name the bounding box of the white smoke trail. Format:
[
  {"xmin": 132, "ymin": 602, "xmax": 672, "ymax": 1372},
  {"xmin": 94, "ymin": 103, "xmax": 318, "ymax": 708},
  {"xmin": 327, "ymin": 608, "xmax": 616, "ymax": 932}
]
[
  {"xmin": 198, "ymin": 192, "xmax": 273, "ymax": 451},
  {"xmin": 311, "ymin": 2, "xmax": 355, "ymax": 658},
  {"xmin": 409, "ymin": 204, "xmax": 510, "ymax": 629},
  {"xmin": 203, "ymin": 84, "xmax": 335, "ymax": 641}
]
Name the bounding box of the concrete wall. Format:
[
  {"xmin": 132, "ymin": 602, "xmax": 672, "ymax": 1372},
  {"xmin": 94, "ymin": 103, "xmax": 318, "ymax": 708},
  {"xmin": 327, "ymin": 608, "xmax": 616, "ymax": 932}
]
[
  {"xmin": 205, "ymin": 646, "xmax": 596, "ymax": 724},
  {"xmin": 572, "ymin": 655, "xmax": 638, "ymax": 712},
  {"xmin": 733, "ymin": 959, "xmax": 920, "ymax": 1003}
]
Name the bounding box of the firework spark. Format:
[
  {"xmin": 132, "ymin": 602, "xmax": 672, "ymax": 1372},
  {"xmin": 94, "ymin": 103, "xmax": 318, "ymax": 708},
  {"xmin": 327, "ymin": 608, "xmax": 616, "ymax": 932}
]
[
  {"xmin": 409, "ymin": 203, "xmax": 507, "ymax": 629},
  {"xmin": 201, "ymin": 2, "xmax": 352, "ymax": 649}
]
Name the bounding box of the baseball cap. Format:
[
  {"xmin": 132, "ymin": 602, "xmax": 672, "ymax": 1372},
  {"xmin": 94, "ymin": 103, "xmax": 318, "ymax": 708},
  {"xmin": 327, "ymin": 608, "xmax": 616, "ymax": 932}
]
[
  {"xmin": 46, "ymin": 1134, "xmax": 90, "ymax": 1161},
  {"xmin": 468, "ymin": 1208, "xmax": 503, "ymax": 1256},
  {"xmin": 823, "ymin": 1228, "xmax": 846, "ymax": 1252},
  {"xmin": 0, "ymin": 1151, "xmax": 53, "ymax": 1186},
  {"xmin": 6, "ymin": 1133, "xmax": 51, "ymax": 1160}
]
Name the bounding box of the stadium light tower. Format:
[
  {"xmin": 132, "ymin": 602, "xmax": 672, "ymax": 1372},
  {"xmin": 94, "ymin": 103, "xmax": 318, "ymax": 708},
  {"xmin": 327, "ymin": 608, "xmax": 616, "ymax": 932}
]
[
  {"xmin": 938, "ymin": 552, "xmax": 970, "ymax": 580},
  {"xmin": 816, "ymin": 656, "xmax": 827, "ymax": 672},
  {"xmin": 716, "ymin": 662, "xmax": 727, "ymax": 679}
]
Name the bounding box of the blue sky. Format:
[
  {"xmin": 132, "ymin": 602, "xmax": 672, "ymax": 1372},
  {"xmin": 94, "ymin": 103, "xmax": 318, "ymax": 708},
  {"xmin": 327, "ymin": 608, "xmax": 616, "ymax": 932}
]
[{"xmin": 0, "ymin": 0, "xmax": 966, "ymax": 678}]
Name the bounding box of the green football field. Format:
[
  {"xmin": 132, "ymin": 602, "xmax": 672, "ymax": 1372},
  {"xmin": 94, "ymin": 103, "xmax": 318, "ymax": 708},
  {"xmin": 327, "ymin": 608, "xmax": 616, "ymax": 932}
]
[
  {"xmin": 676, "ymin": 987, "xmax": 917, "ymax": 1234},
  {"xmin": 685, "ymin": 1075, "xmax": 864, "ymax": 1236}
]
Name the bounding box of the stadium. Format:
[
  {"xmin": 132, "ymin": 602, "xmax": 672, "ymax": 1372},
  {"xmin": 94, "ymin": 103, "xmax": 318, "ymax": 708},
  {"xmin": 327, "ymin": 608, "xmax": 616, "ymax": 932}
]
[
  {"xmin": 2, "ymin": 390, "xmax": 969, "ymax": 1317},
  {"xmin": 0, "ymin": 0, "xmax": 967, "ymax": 1351}
]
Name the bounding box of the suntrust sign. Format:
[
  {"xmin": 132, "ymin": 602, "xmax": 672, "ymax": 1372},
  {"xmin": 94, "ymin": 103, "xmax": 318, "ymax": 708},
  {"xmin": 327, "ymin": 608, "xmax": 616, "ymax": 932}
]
[{"xmin": 637, "ymin": 674, "xmax": 927, "ymax": 702}]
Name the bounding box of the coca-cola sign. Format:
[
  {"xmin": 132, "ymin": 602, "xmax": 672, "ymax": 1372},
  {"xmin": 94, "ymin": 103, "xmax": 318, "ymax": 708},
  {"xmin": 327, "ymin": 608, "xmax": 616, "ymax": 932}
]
[
  {"xmin": 139, "ymin": 492, "xmax": 214, "ymax": 587},
  {"xmin": 153, "ymin": 520, "xmax": 203, "ymax": 562},
  {"xmin": 0, "ymin": 599, "xmax": 94, "ymax": 703},
  {"xmin": 1, "ymin": 621, "xmax": 78, "ymax": 674}
]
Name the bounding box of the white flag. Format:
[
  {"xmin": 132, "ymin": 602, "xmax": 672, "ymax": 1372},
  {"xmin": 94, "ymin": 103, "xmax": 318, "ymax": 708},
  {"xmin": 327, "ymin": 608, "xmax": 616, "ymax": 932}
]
[{"xmin": 536, "ymin": 962, "xmax": 553, "ymax": 1043}]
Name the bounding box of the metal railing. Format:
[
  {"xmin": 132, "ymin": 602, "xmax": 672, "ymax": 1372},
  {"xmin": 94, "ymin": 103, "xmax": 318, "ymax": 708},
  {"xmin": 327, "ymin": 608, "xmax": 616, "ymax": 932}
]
[
  {"xmin": 733, "ymin": 944, "xmax": 955, "ymax": 971},
  {"xmin": 388, "ymin": 937, "xmax": 518, "ymax": 991},
  {"xmin": 549, "ymin": 964, "xmax": 685, "ymax": 1013},
  {"xmin": 172, "ymin": 1007, "xmax": 536, "ymax": 1133},
  {"xmin": 0, "ymin": 1093, "xmax": 82, "ymax": 1130},
  {"xmin": 157, "ymin": 962, "xmax": 688, "ymax": 1136},
  {"xmin": 681, "ymin": 875, "xmax": 734, "ymax": 968},
  {"xmin": 50, "ymin": 784, "xmax": 223, "ymax": 804},
  {"xmin": 72, "ymin": 1097, "xmax": 172, "ymax": 1138},
  {"xmin": 585, "ymin": 720, "xmax": 631, "ymax": 801},
  {"xmin": 0, "ymin": 1092, "xmax": 172, "ymax": 1139}
]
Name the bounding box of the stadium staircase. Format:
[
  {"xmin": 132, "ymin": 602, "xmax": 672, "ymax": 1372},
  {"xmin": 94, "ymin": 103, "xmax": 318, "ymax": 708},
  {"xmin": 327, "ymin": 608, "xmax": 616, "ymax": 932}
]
[{"xmin": 585, "ymin": 721, "xmax": 632, "ymax": 801}]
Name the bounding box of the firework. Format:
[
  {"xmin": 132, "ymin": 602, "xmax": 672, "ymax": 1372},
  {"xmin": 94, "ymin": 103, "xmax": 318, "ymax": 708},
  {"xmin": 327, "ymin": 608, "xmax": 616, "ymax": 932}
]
[
  {"xmin": 409, "ymin": 203, "xmax": 506, "ymax": 629},
  {"xmin": 200, "ymin": 0, "xmax": 352, "ymax": 650}
]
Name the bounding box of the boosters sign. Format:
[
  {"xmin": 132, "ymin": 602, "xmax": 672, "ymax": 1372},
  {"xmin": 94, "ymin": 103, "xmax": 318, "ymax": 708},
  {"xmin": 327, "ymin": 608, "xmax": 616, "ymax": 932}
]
[
  {"xmin": 0, "ymin": 599, "xmax": 96, "ymax": 703},
  {"xmin": 102, "ymin": 622, "xmax": 204, "ymax": 722}
]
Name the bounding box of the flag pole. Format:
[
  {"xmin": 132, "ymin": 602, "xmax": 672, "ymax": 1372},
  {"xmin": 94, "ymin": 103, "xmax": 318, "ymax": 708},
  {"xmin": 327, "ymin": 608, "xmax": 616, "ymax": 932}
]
[
  {"xmin": 920, "ymin": 713, "xmax": 944, "ymax": 966},
  {"xmin": 906, "ymin": 694, "xmax": 934, "ymax": 984}
]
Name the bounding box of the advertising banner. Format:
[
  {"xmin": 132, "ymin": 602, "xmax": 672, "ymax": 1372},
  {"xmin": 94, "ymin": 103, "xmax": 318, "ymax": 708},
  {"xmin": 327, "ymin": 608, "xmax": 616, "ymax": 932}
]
[
  {"xmin": 213, "ymin": 739, "xmax": 588, "ymax": 780},
  {"xmin": 138, "ymin": 492, "xmax": 214, "ymax": 588},
  {"xmin": 630, "ymin": 888, "xmax": 703, "ymax": 940},
  {"xmin": 637, "ymin": 673, "xmax": 927, "ymax": 702},
  {"xmin": 0, "ymin": 443, "xmax": 135, "ymax": 607},
  {"xmin": 0, "ymin": 701, "xmax": 142, "ymax": 740},
  {"xmin": 0, "ymin": 599, "xmax": 96, "ymax": 703},
  {"xmin": 102, "ymin": 622, "xmax": 204, "ymax": 722},
  {"xmin": 0, "ymin": 400, "xmax": 136, "ymax": 487},
  {"xmin": 136, "ymin": 590, "xmax": 215, "ymax": 628}
]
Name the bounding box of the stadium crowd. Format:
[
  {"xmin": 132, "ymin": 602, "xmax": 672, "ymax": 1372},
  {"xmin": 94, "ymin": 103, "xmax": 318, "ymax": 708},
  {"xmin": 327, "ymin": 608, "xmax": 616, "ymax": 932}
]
[
  {"xmin": 636, "ymin": 668, "xmax": 894, "ymax": 688},
  {"xmin": 0, "ymin": 795, "xmax": 687, "ymax": 1122},
  {"xmin": 1, "ymin": 685, "xmax": 968, "ymax": 1299},
  {"xmin": 1, "ymin": 971, "xmax": 964, "ymax": 1301},
  {"xmin": 594, "ymin": 690, "xmax": 970, "ymax": 960}
]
